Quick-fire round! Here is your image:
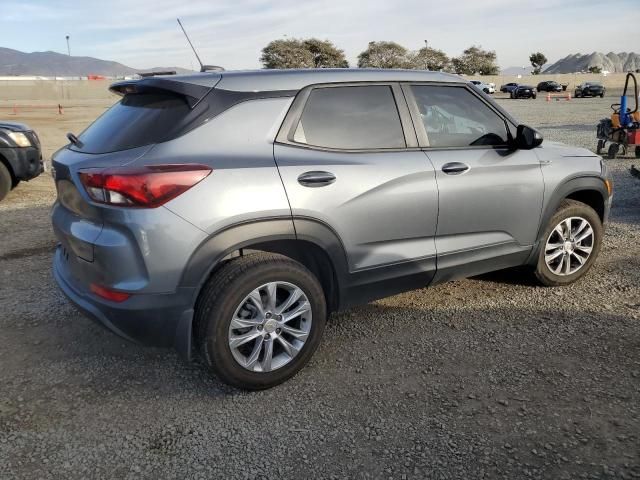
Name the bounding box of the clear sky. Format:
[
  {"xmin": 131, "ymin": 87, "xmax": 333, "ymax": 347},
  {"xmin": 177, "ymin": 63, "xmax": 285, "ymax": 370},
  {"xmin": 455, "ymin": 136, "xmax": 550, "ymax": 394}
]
[{"xmin": 2, "ymin": 0, "xmax": 639, "ymax": 70}]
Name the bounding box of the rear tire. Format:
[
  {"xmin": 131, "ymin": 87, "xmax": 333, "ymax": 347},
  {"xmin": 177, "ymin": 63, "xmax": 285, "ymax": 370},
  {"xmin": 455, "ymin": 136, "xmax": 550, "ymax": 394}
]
[
  {"xmin": 534, "ymin": 199, "xmax": 603, "ymax": 287},
  {"xmin": 0, "ymin": 162, "xmax": 12, "ymax": 202},
  {"xmin": 597, "ymin": 139, "xmax": 605, "ymax": 155},
  {"xmin": 195, "ymin": 253, "xmax": 327, "ymax": 390}
]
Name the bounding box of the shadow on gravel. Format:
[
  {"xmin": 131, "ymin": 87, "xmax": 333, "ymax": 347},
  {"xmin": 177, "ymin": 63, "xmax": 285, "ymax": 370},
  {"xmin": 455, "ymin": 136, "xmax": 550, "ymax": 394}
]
[
  {"xmin": 472, "ymin": 266, "xmax": 539, "ymax": 286},
  {"xmin": 0, "ymin": 205, "xmax": 56, "ymax": 257}
]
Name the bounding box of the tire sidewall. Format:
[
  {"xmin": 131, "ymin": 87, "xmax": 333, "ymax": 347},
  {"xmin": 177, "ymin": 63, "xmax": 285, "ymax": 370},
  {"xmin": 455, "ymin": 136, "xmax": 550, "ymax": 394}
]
[
  {"xmin": 0, "ymin": 162, "xmax": 12, "ymax": 202},
  {"xmin": 535, "ymin": 203, "xmax": 603, "ymax": 286},
  {"xmin": 202, "ymin": 260, "xmax": 326, "ymax": 389}
]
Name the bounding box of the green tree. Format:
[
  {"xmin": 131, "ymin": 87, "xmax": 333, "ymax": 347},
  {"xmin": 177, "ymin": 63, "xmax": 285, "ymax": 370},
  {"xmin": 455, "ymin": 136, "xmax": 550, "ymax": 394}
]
[
  {"xmin": 303, "ymin": 39, "xmax": 349, "ymax": 68},
  {"xmin": 357, "ymin": 41, "xmax": 410, "ymax": 69},
  {"xmin": 529, "ymin": 52, "xmax": 547, "ymax": 75},
  {"xmin": 588, "ymin": 65, "xmax": 602, "ymax": 74},
  {"xmin": 408, "ymin": 47, "xmax": 450, "ymax": 71},
  {"xmin": 260, "ymin": 39, "xmax": 314, "ymax": 69},
  {"xmin": 260, "ymin": 38, "xmax": 348, "ymax": 69},
  {"xmin": 452, "ymin": 46, "xmax": 499, "ymax": 75}
]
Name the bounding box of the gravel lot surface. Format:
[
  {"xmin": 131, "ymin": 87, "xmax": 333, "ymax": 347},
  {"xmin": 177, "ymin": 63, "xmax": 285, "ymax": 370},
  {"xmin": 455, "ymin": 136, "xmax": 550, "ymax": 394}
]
[{"xmin": 1, "ymin": 95, "xmax": 639, "ymax": 479}]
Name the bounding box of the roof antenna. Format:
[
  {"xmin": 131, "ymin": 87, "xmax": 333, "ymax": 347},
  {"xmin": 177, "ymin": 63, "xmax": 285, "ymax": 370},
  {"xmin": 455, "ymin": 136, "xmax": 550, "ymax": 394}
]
[{"xmin": 177, "ymin": 18, "xmax": 224, "ymax": 72}]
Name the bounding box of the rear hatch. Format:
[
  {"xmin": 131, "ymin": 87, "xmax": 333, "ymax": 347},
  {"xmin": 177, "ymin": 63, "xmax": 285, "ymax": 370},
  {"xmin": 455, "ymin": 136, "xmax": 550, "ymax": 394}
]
[{"xmin": 51, "ymin": 73, "xmax": 221, "ymax": 263}]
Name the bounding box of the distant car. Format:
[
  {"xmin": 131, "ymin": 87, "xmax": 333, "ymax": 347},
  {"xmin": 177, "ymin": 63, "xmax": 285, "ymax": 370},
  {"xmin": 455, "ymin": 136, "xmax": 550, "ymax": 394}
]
[
  {"xmin": 575, "ymin": 82, "xmax": 605, "ymax": 98},
  {"xmin": 511, "ymin": 85, "xmax": 537, "ymax": 99},
  {"xmin": 0, "ymin": 121, "xmax": 43, "ymax": 202},
  {"xmin": 500, "ymin": 82, "xmax": 519, "ymax": 93},
  {"xmin": 537, "ymin": 81, "xmax": 563, "ymax": 93},
  {"xmin": 470, "ymin": 80, "xmax": 495, "ymax": 94}
]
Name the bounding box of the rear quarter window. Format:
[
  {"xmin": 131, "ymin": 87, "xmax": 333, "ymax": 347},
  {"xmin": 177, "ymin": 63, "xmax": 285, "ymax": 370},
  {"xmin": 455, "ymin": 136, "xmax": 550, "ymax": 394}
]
[{"xmin": 75, "ymin": 93, "xmax": 191, "ymax": 154}]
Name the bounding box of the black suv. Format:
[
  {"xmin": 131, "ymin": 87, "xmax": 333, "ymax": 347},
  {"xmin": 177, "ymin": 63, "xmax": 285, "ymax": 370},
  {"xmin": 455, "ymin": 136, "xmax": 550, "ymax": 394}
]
[
  {"xmin": 511, "ymin": 85, "xmax": 537, "ymax": 99},
  {"xmin": 537, "ymin": 81, "xmax": 563, "ymax": 93},
  {"xmin": 0, "ymin": 121, "xmax": 43, "ymax": 201},
  {"xmin": 575, "ymin": 82, "xmax": 605, "ymax": 98}
]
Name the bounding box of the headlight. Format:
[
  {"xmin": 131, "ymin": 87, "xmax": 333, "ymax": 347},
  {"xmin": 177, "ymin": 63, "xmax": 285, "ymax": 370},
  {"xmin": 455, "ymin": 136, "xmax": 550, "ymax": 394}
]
[{"xmin": 7, "ymin": 131, "xmax": 32, "ymax": 147}]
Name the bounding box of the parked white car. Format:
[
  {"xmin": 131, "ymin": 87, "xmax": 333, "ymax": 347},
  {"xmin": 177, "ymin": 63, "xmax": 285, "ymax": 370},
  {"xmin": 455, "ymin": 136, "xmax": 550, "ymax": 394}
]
[{"xmin": 470, "ymin": 80, "xmax": 495, "ymax": 94}]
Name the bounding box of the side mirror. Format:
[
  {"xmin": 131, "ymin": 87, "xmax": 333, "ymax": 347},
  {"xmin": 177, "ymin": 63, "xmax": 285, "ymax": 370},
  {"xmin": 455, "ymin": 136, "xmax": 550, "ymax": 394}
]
[{"xmin": 515, "ymin": 124, "xmax": 543, "ymax": 149}]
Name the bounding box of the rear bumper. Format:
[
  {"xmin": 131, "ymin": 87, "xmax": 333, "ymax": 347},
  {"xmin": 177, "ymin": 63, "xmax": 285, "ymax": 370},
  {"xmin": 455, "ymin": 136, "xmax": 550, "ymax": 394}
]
[{"xmin": 53, "ymin": 246, "xmax": 195, "ymax": 359}]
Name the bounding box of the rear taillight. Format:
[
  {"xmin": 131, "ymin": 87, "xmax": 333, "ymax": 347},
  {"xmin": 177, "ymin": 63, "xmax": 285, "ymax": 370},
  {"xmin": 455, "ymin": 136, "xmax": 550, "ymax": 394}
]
[
  {"xmin": 90, "ymin": 283, "xmax": 131, "ymax": 302},
  {"xmin": 79, "ymin": 164, "xmax": 212, "ymax": 208}
]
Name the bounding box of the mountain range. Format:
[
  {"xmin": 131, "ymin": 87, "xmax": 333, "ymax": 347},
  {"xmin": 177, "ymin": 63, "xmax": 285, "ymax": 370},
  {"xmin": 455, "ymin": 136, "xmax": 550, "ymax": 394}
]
[
  {"xmin": 0, "ymin": 47, "xmax": 193, "ymax": 76},
  {"xmin": 543, "ymin": 52, "xmax": 640, "ymax": 74}
]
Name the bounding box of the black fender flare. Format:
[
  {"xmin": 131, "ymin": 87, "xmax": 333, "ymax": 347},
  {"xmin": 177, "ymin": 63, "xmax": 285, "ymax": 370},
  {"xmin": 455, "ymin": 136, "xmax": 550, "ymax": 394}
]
[
  {"xmin": 179, "ymin": 216, "xmax": 350, "ymax": 305},
  {"xmin": 526, "ymin": 174, "xmax": 609, "ymax": 264}
]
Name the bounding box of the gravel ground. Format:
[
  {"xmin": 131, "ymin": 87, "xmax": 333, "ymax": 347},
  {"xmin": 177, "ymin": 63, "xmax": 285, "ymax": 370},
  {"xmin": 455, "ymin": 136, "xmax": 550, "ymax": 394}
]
[{"xmin": 1, "ymin": 95, "xmax": 639, "ymax": 480}]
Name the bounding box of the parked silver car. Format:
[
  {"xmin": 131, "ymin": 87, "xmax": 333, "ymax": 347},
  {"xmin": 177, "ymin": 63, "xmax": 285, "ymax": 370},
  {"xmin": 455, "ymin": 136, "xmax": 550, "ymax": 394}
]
[{"xmin": 51, "ymin": 69, "xmax": 612, "ymax": 389}]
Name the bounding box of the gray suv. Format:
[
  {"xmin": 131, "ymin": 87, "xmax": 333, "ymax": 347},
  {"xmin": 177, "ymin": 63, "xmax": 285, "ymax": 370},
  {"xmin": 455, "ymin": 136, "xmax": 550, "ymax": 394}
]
[{"xmin": 51, "ymin": 69, "xmax": 612, "ymax": 389}]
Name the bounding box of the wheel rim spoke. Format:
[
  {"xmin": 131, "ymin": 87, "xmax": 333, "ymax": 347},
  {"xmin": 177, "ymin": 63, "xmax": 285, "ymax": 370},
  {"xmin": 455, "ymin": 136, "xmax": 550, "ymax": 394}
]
[
  {"xmin": 283, "ymin": 301, "xmax": 311, "ymax": 323},
  {"xmin": 282, "ymin": 324, "xmax": 309, "ymax": 341},
  {"xmin": 575, "ymin": 245, "xmax": 592, "ymax": 255},
  {"xmin": 574, "ymin": 219, "xmax": 589, "ymax": 238},
  {"xmin": 247, "ymin": 290, "xmax": 265, "ymax": 316},
  {"xmin": 571, "ymin": 252, "xmax": 586, "ymax": 266},
  {"xmin": 276, "ymin": 335, "xmax": 299, "ymax": 358},
  {"xmin": 546, "ymin": 242, "xmax": 564, "ymax": 251},
  {"xmin": 261, "ymin": 338, "xmax": 274, "ymax": 372},
  {"xmin": 563, "ymin": 253, "xmax": 571, "ymax": 275},
  {"xmin": 562, "ymin": 219, "xmax": 572, "ymax": 239},
  {"xmin": 229, "ymin": 329, "xmax": 262, "ymax": 349},
  {"xmin": 575, "ymin": 226, "xmax": 593, "ymax": 244},
  {"xmin": 276, "ymin": 287, "xmax": 304, "ymax": 315},
  {"xmin": 230, "ymin": 316, "xmax": 262, "ymax": 330},
  {"xmin": 245, "ymin": 337, "xmax": 264, "ymax": 368},
  {"xmin": 265, "ymin": 283, "xmax": 278, "ymax": 311},
  {"xmin": 545, "ymin": 248, "xmax": 564, "ymax": 263}
]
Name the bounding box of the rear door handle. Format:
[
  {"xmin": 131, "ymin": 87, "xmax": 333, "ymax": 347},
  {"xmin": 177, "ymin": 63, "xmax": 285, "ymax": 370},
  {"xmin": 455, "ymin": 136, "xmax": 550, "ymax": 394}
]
[
  {"xmin": 297, "ymin": 171, "xmax": 336, "ymax": 187},
  {"xmin": 441, "ymin": 162, "xmax": 470, "ymax": 175}
]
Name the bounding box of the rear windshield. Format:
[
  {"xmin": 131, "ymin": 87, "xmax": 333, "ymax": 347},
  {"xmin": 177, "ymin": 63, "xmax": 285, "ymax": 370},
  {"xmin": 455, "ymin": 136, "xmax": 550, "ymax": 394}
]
[{"xmin": 74, "ymin": 93, "xmax": 190, "ymax": 154}]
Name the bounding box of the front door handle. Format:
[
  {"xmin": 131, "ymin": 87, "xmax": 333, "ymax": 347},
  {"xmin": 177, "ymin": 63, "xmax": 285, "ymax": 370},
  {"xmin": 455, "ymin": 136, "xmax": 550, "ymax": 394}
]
[
  {"xmin": 442, "ymin": 162, "xmax": 470, "ymax": 175},
  {"xmin": 298, "ymin": 171, "xmax": 336, "ymax": 187}
]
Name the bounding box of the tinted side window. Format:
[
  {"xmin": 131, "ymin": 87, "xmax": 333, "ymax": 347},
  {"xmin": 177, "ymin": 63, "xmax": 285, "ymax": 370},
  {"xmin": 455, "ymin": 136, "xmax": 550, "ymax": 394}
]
[
  {"xmin": 410, "ymin": 85, "xmax": 508, "ymax": 148},
  {"xmin": 293, "ymin": 85, "xmax": 405, "ymax": 149},
  {"xmin": 75, "ymin": 93, "xmax": 191, "ymax": 154}
]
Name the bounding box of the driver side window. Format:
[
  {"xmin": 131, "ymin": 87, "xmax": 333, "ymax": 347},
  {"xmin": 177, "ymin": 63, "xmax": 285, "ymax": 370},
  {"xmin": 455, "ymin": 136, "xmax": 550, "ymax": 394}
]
[{"xmin": 410, "ymin": 85, "xmax": 509, "ymax": 148}]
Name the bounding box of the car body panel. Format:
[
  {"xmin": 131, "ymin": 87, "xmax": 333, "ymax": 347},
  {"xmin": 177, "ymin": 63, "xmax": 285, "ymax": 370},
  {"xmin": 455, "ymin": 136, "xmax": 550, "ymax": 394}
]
[
  {"xmin": 275, "ymin": 145, "xmax": 439, "ymax": 273},
  {"xmin": 424, "ymin": 147, "xmax": 544, "ymax": 279}
]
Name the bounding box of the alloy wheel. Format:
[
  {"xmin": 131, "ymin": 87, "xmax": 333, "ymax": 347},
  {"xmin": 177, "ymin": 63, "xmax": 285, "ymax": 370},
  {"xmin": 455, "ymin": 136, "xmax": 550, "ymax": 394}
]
[
  {"xmin": 544, "ymin": 216, "xmax": 594, "ymax": 276},
  {"xmin": 228, "ymin": 282, "xmax": 312, "ymax": 372}
]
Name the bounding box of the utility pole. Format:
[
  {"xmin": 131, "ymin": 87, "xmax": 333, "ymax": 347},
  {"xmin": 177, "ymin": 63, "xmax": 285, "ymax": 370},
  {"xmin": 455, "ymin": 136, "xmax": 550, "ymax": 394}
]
[
  {"xmin": 423, "ymin": 40, "xmax": 429, "ymax": 69},
  {"xmin": 65, "ymin": 35, "xmax": 71, "ymax": 56}
]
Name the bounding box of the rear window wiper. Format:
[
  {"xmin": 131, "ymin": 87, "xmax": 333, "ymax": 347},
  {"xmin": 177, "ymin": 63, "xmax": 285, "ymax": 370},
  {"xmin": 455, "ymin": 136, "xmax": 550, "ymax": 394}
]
[{"xmin": 67, "ymin": 132, "xmax": 83, "ymax": 148}]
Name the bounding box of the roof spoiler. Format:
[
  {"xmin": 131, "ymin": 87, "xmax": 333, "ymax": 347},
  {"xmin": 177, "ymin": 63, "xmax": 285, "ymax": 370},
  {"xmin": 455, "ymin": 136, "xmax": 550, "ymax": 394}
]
[{"xmin": 109, "ymin": 77, "xmax": 214, "ymax": 109}]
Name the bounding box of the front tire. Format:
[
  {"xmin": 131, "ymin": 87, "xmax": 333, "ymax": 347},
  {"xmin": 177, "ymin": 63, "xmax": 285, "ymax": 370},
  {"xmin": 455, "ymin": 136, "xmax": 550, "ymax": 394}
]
[
  {"xmin": 608, "ymin": 143, "xmax": 619, "ymax": 159},
  {"xmin": 0, "ymin": 162, "xmax": 12, "ymax": 202},
  {"xmin": 195, "ymin": 253, "xmax": 327, "ymax": 390},
  {"xmin": 534, "ymin": 199, "xmax": 603, "ymax": 286}
]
